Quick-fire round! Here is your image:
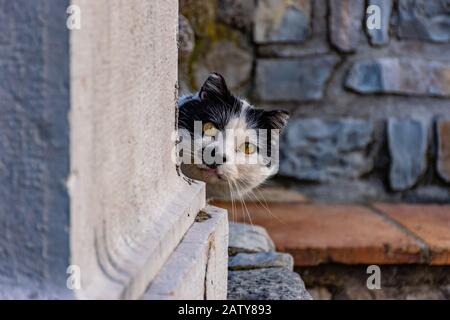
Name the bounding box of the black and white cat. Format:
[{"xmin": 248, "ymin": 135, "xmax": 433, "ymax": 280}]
[{"xmin": 177, "ymin": 73, "xmax": 289, "ymax": 199}]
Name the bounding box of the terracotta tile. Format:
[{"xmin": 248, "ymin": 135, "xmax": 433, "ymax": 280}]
[
  {"xmin": 374, "ymin": 204, "xmax": 450, "ymax": 265},
  {"xmin": 215, "ymin": 186, "xmax": 310, "ymax": 203},
  {"xmin": 212, "ymin": 201, "xmax": 423, "ymax": 266}
]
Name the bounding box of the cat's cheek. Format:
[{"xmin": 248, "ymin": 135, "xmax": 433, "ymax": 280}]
[
  {"xmin": 259, "ymin": 165, "xmax": 276, "ymax": 178},
  {"xmin": 233, "ymin": 153, "xmax": 249, "ymax": 166}
]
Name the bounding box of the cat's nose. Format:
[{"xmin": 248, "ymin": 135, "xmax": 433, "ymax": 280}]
[
  {"xmin": 206, "ymin": 155, "xmax": 227, "ymax": 169},
  {"xmin": 203, "ymin": 148, "xmax": 227, "ymax": 168},
  {"xmin": 206, "ymin": 163, "xmax": 219, "ymax": 169}
]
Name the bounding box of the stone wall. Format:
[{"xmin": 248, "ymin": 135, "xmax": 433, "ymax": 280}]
[{"xmin": 180, "ymin": 0, "xmax": 450, "ymax": 203}]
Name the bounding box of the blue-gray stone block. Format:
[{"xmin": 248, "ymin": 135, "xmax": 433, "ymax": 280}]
[
  {"xmin": 279, "ymin": 118, "xmax": 374, "ymax": 182},
  {"xmin": 255, "ymin": 56, "xmax": 339, "ymax": 102},
  {"xmin": 366, "ymin": 0, "xmax": 392, "ymax": 46},
  {"xmin": 397, "ymin": 0, "xmax": 450, "ymax": 43},
  {"xmin": 387, "ymin": 118, "xmax": 429, "ymax": 191},
  {"xmin": 254, "ymin": 0, "xmax": 311, "ymax": 44},
  {"xmin": 329, "ymin": 0, "xmax": 365, "ymax": 52},
  {"xmin": 345, "ymin": 58, "xmax": 450, "ymax": 97}
]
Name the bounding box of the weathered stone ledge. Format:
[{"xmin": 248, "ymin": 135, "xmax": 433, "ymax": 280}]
[{"xmin": 143, "ymin": 205, "xmax": 228, "ymax": 300}]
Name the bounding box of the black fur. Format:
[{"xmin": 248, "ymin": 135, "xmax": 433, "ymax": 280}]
[
  {"xmin": 179, "ymin": 73, "xmax": 289, "ymax": 134},
  {"xmin": 178, "ymin": 73, "xmax": 242, "ymax": 133}
]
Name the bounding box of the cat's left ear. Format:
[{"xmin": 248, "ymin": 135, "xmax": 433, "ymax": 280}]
[
  {"xmin": 199, "ymin": 72, "xmax": 230, "ymax": 101},
  {"xmin": 262, "ymin": 110, "xmax": 290, "ymax": 131}
]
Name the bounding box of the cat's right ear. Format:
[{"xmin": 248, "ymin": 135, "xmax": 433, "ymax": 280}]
[{"xmin": 199, "ymin": 72, "xmax": 230, "ymax": 101}]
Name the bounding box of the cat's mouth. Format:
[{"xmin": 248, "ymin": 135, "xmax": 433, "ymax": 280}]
[{"xmin": 198, "ymin": 166, "xmax": 225, "ymax": 180}]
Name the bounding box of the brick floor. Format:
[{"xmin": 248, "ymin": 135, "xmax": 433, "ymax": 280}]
[
  {"xmin": 212, "ymin": 201, "xmax": 450, "ymax": 267},
  {"xmin": 374, "ymin": 204, "xmax": 450, "ymax": 265}
]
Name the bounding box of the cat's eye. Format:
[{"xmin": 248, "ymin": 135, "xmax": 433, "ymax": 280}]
[
  {"xmin": 203, "ymin": 122, "xmax": 218, "ymax": 137},
  {"xmin": 239, "ymin": 142, "xmax": 256, "ymax": 155}
]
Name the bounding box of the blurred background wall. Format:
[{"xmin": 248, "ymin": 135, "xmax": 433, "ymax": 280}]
[{"xmin": 179, "ymin": 0, "xmax": 450, "ymax": 203}]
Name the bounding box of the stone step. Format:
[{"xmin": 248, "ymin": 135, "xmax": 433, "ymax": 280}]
[
  {"xmin": 228, "ymin": 267, "xmax": 312, "ymax": 300},
  {"xmin": 227, "ymin": 221, "xmax": 312, "ymax": 300},
  {"xmin": 228, "ymin": 222, "xmax": 275, "ymax": 255},
  {"xmin": 143, "ymin": 205, "xmax": 228, "ymax": 300},
  {"xmin": 228, "ymin": 252, "xmax": 294, "ymax": 271}
]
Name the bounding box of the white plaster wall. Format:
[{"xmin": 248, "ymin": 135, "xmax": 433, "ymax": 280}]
[{"xmin": 70, "ymin": 0, "xmax": 205, "ymax": 299}]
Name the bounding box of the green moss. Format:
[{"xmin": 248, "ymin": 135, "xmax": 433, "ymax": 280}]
[
  {"xmin": 181, "ymin": 0, "xmax": 243, "ymax": 89},
  {"xmin": 180, "ymin": 0, "xmax": 216, "ymax": 37},
  {"xmin": 187, "ymin": 23, "xmax": 241, "ymax": 89},
  {"xmin": 187, "ymin": 37, "xmax": 205, "ymax": 89}
]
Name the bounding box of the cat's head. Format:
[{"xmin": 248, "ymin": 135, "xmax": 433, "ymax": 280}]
[{"xmin": 177, "ymin": 73, "xmax": 289, "ymax": 199}]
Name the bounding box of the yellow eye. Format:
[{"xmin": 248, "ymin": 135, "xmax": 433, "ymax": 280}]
[
  {"xmin": 239, "ymin": 142, "xmax": 256, "ymax": 155},
  {"xmin": 203, "ymin": 122, "xmax": 217, "ymax": 137}
]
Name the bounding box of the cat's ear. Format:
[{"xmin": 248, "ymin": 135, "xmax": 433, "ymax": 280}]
[
  {"xmin": 262, "ymin": 110, "xmax": 290, "ymax": 130},
  {"xmin": 199, "ymin": 72, "xmax": 230, "ymax": 101}
]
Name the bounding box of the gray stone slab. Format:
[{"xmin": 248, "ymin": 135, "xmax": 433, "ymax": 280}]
[
  {"xmin": 397, "ymin": 0, "xmax": 450, "ymax": 43},
  {"xmin": 228, "ymin": 252, "xmax": 294, "ymax": 271},
  {"xmin": 404, "ymin": 186, "xmax": 450, "ymax": 204},
  {"xmin": 387, "ymin": 118, "xmax": 429, "ymax": 191},
  {"xmin": 255, "ymin": 56, "xmax": 339, "ymax": 102},
  {"xmin": 329, "ymin": 0, "xmax": 365, "ymax": 52},
  {"xmin": 178, "ymin": 15, "xmax": 195, "ymax": 56},
  {"xmin": 228, "ymin": 222, "xmax": 275, "ymax": 255},
  {"xmin": 279, "ymin": 118, "xmax": 374, "ymax": 182},
  {"xmin": 254, "ymin": 0, "xmax": 311, "ymax": 44},
  {"xmin": 345, "ymin": 58, "xmax": 450, "ymax": 97},
  {"xmin": 217, "ymin": 0, "xmax": 255, "ymax": 33},
  {"xmin": 192, "ymin": 40, "xmax": 253, "ymax": 91},
  {"xmin": 228, "ymin": 267, "xmax": 313, "ymax": 300}
]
